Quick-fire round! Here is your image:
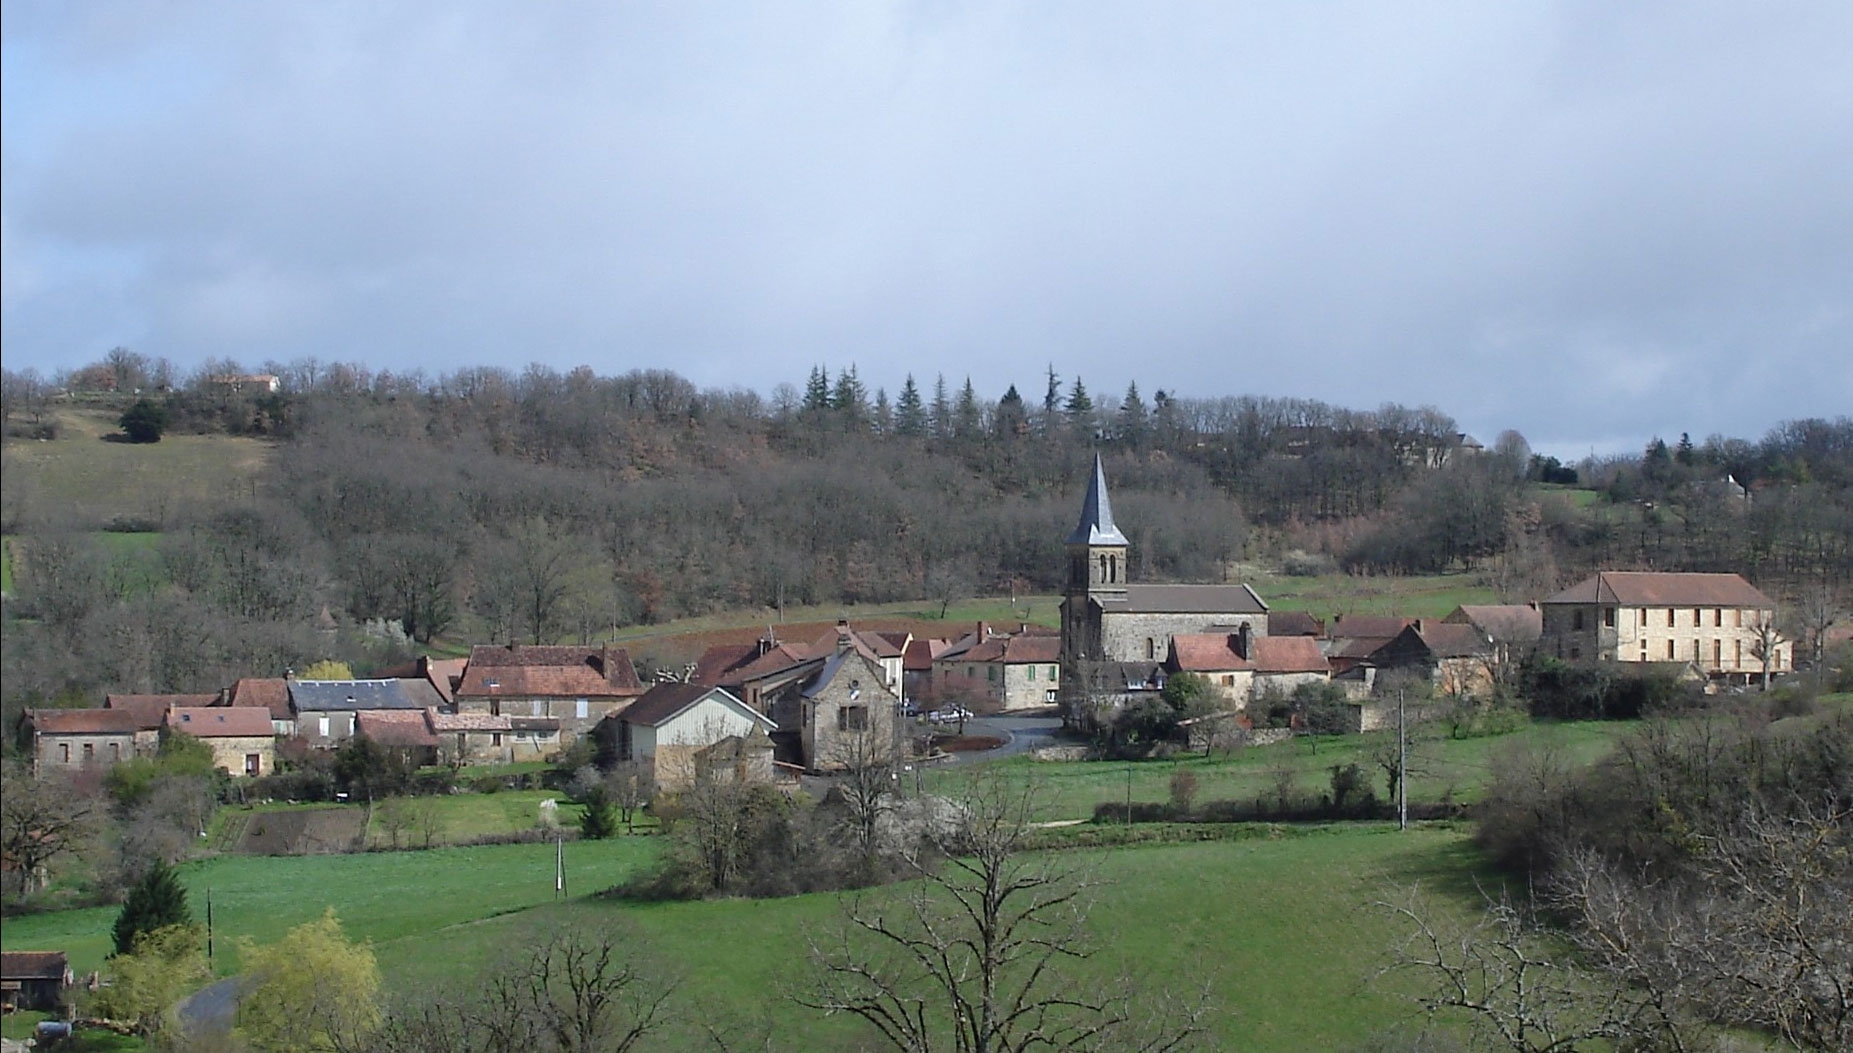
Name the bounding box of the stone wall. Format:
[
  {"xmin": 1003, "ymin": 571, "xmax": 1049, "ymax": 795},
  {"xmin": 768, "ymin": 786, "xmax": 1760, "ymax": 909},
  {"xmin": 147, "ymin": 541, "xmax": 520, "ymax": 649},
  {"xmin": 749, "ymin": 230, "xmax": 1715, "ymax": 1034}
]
[{"xmin": 1101, "ymin": 612, "xmax": 1267, "ymax": 663}]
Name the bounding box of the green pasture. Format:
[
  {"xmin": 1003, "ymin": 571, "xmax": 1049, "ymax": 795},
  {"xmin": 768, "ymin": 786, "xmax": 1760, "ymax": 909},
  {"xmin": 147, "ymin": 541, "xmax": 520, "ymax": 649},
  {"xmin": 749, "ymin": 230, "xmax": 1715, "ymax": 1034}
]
[
  {"xmin": 215, "ymin": 789, "xmax": 660, "ymax": 850},
  {"xmin": 0, "ymin": 409, "xmax": 272, "ymax": 529},
  {"xmin": 926, "ymin": 719, "xmax": 1633, "ymax": 823},
  {"xmin": 0, "ymin": 838, "xmax": 658, "ymax": 981},
  {"xmin": 1250, "ymin": 571, "xmax": 1495, "ymax": 620}
]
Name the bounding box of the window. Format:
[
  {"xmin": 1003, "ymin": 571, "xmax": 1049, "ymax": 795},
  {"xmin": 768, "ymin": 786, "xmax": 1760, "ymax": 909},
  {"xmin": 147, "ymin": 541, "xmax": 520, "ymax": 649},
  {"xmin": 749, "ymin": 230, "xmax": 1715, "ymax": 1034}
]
[
  {"xmin": 1048, "ymin": 666, "xmax": 1058, "ymax": 680},
  {"xmin": 60, "ymin": 743, "xmax": 70, "ymax": 763},
  {"xmin": 986, "ymin": 666, "xmax": 996, "ymax": 682},
  {"xmin": 83, "ymin": 743, "xmax": 94, "ymax": 761},
  {"xmin": 1734, "ymin": 609, "xmax": 1742, "ymax": 628},
  {"xmin": 1028, "ymin": 666, "xmax": 1036, "ymax": 681},
  {"xmin": 1668, "ymin": 609, "xmax": 1677, "ymax": 627},
  {"xmin": 1714, "ymin": 608, "xmax": 1723, "ymax": 627},
  {"xmin": 1712, "ymin": 640, "xmax": 1722, "ymax": 666},
  {"xmin": 245, "ymin": 753, "xmax": 261, "ymax": 775},
  {"xmin": 1667, "ymin": 640, "xmax": 1676, "ymax": 659},
  {"xmin": 1603, "ymin": 608, "xmax": 1615, "ymax": 628},
  {"xmin": 1735, "ymin": 639, "xmax": 1743, "ymax": 666},
  {"xmin": 1692, "ymin": 608, "xmax": 1702, "ymax": 626},
  {"xmin": 491, "ymin": 733, "xmax": 503, "ymax": 747},
  {"xmin": 319, "ymin": 716, "xmax": 330, "ymax": 738},
  {"xmin": 1693, "ymin": 639, "xmax": 1702, "ymax": 662},
  {"xmin": 1146, "ymin": 638, "xmax": 1157, "ymax": 660},
  {"xmin": 838, "ymin": 706, "xmax": 868, "ymax": 732},
  {"xmin": 1573, "ymin": 610, "xmax": 1585, "ymax": 631},
  {"xmin": 1569, "ymin": 646, "xmax": 1581, "ymax": 659},
  {"xmin": 1639, "ymin": 608, "xmax": 1648, "ymax": 627},
  {"xmin": 575, "ymin": 699, "xmax": 588, "ymax": 720},
  {"xmin": 110, "ymin": 743, "xmax": 121, "ymax": 760},
  {"xmin": 531, "ymin": 700, "xmax": 543, "ymax": 717}
]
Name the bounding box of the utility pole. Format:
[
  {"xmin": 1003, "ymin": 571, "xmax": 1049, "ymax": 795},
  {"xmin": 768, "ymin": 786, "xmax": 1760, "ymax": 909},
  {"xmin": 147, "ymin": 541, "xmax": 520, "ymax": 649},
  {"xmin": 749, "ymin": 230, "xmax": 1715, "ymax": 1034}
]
[{"xmin": 1397, "ymin": 688, "xmax": 1408, "ymax": 831}]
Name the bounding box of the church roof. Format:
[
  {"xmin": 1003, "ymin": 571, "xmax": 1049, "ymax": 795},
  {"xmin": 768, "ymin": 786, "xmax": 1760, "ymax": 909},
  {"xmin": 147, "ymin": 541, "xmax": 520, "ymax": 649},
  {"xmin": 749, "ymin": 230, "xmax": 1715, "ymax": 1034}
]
[
  {"xmin": 1065, "ymin": 454, "xmax": 1130, "ymax": 547},
  {"xmin": 1106, "ymin": 584, "xmax": 1268, "ymax": 615}
]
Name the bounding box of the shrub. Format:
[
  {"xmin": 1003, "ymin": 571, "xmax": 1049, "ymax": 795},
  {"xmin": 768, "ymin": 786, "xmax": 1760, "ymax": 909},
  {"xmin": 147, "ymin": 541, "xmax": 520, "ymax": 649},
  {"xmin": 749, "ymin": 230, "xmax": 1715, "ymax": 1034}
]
[
  {"xmin": 1168, "ymin": 769, "xmax": 1199, "ymax": 815},
  {"xmin": 118, "ymin": 399, "xmax": 169, "ymax": 443}
]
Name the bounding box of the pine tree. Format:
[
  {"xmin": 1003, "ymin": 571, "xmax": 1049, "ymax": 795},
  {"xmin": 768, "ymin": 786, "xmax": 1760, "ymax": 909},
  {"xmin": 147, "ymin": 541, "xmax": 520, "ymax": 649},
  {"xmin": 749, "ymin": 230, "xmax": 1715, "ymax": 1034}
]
[
  {"xmin": 1043, "ymin": 364, "xmax": 1062, "ymax": 415},
  {"xmin": 831, "ymin": 365, "xmax": 868, "ymax": 429},
  {"xmin": 930, "ymin": 374, "xmax": 952, "ymax": 439},
  {"xmin": 895, "ymin": 375, "xmax": 927, "ymax": 437},
  {"xmin": 802, "ymin": 366, "xmax": 832, "ymax": 414},
  {"xmin": 1066, "ymin": 377, "xmax": 1094, "ymax": 436},
  {"xmin": 995, "ymin": 384, "xmax": 1027, "ymax": 439},
  {"xmin": 113, "ymin": 859, "xmax": 192, "ymax": 955},
  {"xmin": 954, "ymin": 378, "xmax": 983, "ymax": 440},
  {"xmin": 1117, "ymin": 380, "xmax": 1148, "ymax": 446},
  {"xmin": 872, "ymin": 388, "xmax": 893, "ymax": 435}
]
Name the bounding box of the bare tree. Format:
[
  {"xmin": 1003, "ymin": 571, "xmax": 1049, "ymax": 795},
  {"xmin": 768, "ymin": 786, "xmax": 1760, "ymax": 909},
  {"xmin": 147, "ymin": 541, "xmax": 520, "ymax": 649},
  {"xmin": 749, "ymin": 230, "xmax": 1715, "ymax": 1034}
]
[
  {"xmin": 1, "ymin": 761, "xmax": 99, "ymax": 903},
  {"xmin": 1378, "ymin": 885, "xmax": 1683, "ymax": 1052},
  {"xmin": 1748, "ymin": 611, "xmax": 1787, "ymax": 690},
  {"xmin": 802, "ymin": 774, "xmax": 1211, "ymax": 1052},
  {"xmin": 826, "ymin": 722, "xmax": 900, "ymax": 861},
  {"xmin": 606, "ymin": 761, "xmax": 655, "ymax": 835}
]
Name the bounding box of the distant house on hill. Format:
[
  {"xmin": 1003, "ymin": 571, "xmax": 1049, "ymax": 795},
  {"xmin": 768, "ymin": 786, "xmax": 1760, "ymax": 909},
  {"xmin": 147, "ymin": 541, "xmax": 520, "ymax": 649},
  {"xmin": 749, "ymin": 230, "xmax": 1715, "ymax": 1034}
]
[
  {"xmin": 454, "ymin": 644, "xmax": 645, "ymax": 743},
  {"xmin": 601, "ymin": 683, "xmax": 776, "ymax": 790},
  {"xmin": 1367, "ymin": 622, "xmax": 1498, "ymax": 698},
  {"xmin": 225, "ymin": 678, "xmax": 296, "ymax": 736}
]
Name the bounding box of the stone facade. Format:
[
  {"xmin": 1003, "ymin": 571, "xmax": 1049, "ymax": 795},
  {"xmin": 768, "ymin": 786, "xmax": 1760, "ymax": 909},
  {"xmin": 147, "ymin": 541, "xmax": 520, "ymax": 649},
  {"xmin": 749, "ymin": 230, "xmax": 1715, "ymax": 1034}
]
[
  {"xmin": 1540, "ymin": 573, "xmax": 1791, "ymax": 682},
  {"xmin": 1103, "ymin": 611, "xmax": 1266, "ymax": 664},
  {"xmin": 769, "ymin": 650, "xmax": 900, "ymax": 772}
]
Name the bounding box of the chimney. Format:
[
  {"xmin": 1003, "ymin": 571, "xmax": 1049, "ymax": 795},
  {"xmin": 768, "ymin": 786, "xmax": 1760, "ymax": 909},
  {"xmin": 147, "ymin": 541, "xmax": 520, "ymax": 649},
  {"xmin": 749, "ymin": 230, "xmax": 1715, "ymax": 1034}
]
[
  {"xmin": 1236, "ymin": 623, "xmax": 1252, "ymax": 660},
  {"xmin": 836, "ymin": 619, "xmax": 853, "ymax": 652}
]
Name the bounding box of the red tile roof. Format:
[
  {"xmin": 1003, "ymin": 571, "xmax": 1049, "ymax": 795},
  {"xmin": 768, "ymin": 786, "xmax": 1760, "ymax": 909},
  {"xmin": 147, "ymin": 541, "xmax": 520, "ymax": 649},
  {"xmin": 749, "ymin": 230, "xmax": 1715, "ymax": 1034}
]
[
  {"xmin": 1249, "ymin": 637, "xmax": 1331, "ymax": 674},
  {"xmin": 167, "ymin": 707, "xmax": 275, "ymax": 738},
  {"xmin": 105, "ymin": 694, "xmax": 216, "ymax": 730},
  {"xmin": 1545, "ymin": 572, "xmax": 1776, "ymax": 609},
  {"xmin": 356, "ymin": 710, "xmax": 439, "ymax": 748},
  {"xmin": 228, "ymin": 678, "xmax": 293, "ymax": 720},
  {"xmin": 902, "ymin": 639, "xmax": 937, "ymax": 672},
  {"xmin": 28, "ymin": 708, "xmax": 140, "ymax": 735},
  {"xmin": 1169, "ymin": 634, "xmax": 1251, "ymax": 671},
  {"xmin": 457, "ymin": 645, "xmax": 644, "ymax": 698}
]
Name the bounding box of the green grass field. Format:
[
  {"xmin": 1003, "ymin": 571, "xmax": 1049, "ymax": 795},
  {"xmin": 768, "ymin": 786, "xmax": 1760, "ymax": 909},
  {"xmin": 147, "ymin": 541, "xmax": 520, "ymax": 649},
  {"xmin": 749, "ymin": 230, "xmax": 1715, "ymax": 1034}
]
[
  {"xmin": 0, "ymin": 409, "xmax": 272, "ymax": 529},
  {"xmin": 924, "ymin": 719, "xmax": 1631, "ymax": 822}
]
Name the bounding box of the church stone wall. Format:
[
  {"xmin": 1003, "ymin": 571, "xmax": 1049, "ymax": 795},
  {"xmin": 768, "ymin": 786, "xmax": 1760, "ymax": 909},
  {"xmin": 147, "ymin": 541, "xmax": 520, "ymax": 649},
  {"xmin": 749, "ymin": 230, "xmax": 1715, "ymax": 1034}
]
[{"xmin": 1101, "ymin": 613, "xmax": 1267, "ymax": 663}]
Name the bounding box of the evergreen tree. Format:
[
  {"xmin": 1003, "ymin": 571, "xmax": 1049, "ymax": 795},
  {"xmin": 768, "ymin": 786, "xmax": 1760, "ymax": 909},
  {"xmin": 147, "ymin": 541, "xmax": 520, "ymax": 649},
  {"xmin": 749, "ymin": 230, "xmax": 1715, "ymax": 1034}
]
[
  {"xmin": 995, "ymin": 384, "xmax": 1027, "ymax": 440},
  {"xmin": 930, "ymin": 374, "xmax": 952, "ymax": 439},
  {"xmin": 802, "ymin": 366, "xmax": 832, "ymax": 414},
  {"xmin": 1043, "ymin": 364, "xmax": 1062, "ymax": 415},
  {"xmin": 954, "ymin": 378, "xmax": 984, "ymax": 440},
  {"xmin": 579, "ymin": 790, "xmax": 619, "ymax": 840},
  {"xmin": 113, "ymin": 859, "xmax": 192, "ymax": 955},
  {"xmin": 895, "ymin": 375, "xmax": 927, "ymax": 437},
  {"xmin": 118, "ymin": 398, "xmax": 169, "ymax": 444},
  {"xmin": 872, "ymin": 388, "xmax": 893, "ymax": 435},
  {"xmin": 1675, "ymin": 432, "xmax": 1696, "ymax": 466},
  {"xmin": 1066, "ymin": 377, "xmax": 1094, "ymax": 436},
  {"xmin": 1117, "ymin": 380, "xmax": 1148, "ymax": 446},
  {"xmin": 831, "ymin": 365, "xmax": 868, "ymax": 429}
]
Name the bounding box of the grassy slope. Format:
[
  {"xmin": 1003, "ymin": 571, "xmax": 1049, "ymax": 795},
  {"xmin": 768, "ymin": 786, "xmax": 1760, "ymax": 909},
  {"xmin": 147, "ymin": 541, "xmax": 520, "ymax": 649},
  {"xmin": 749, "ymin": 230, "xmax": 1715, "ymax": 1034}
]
[{"xmin": 0, "ymin": 409, "xmax": 271, "ymax": 529}]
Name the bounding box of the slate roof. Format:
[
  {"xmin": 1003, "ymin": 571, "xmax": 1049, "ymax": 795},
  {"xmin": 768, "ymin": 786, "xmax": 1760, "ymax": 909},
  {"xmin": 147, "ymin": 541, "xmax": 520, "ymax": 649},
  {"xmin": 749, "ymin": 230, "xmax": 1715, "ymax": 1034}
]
[
  {"xmin": 356, "ymin": 709, "xmax": 439, "ymax": 748},
  {"xmin": 105, "ymin": 694, "xmax": 216, "ymax": 730},
  {"xmin": 1248, "ymin": 636, "xmax": 1331, "ymax": 674},
  {"xmin": 1267, "ymin": 611, "xmax": 1325, "ymax": 637},
  {"xmin": 167, "ymin": 707, "xmax": 275, "ymax": 737},
  {"xmin": 1111, "ymin": 583, "xmax": 1268, "ymax": 615},
  {"xmin": 1066, "ymin": 454, "xmax": 1131, "ymax": 546},
  {"xmin": 228, "ymin": 678, "xmax": 293, "ymax": 721},
  {"xmin": 1, "ymin": 951, "xmax": 69, "ymax": 981},
  {"xmin": 692, "ymin": 643, "xmax": 761, "ymax": 685},
  {"xmin": 455, "ymin": 645, "xmax": 644, "ymax": 699},
  {"xmin": 1446, "ymin": 605, "xmax": 1543, "ymax": 644},
  {"xmin": 620, "ymin": 684, "xmax": 771, "ymax": 729},
  {"xmin": 1328, "ymin": 615, "xmax": 1416, "ymax": 639},
  {"xmin": 1544, "ymin": 572, "xmax": 1776, "ymax": 609},
  {"xmin": 288, "ymin": 679, "xmax": 445, "ymax": 712},
  {"xmin": 28, "ymin": 708, "xmax": 140, "ymax": 735},
  {"xmin": 1414, "ymin": 623, "xmax": 1495, "ymax": 659}
]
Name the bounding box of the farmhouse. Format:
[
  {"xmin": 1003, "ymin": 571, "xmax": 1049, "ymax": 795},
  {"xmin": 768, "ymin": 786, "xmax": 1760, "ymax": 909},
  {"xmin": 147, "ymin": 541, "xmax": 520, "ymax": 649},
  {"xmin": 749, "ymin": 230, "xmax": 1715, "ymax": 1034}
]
[
  {"xmin": 1367, "ymin": 622, "xmax": 1498, "ymax": 698},
  {"xmin": 1540, "ymin": 571, "xmax": 1790, "ymax": 683},
  {"xmin": 602, "ymin": 683, "xmax": 776, "ymax": 790},
  {"xmin": 166, "ymin": 706, "xmax": 276, "ymax": 776},
  {"xmin": 289, "ymin": 678, "xmax": 447, "ymax": 746},
  {"xmin": 21, "ymin": 708, "xmax": 143, "ymax": 771},
  {"xmin": 933, "ymin": 628, "xmax": 1062, "ymax": 710},
  {"xmin": 1167, "ymin": 630, "xmax": 1332, "ymax": 708},
  {"xmin": 762, "ymin": 639, "xmax": 902, "ymax": 772},
  {"xmin": 225, "ymin": 677, "xmax": 296, "ymax": 736},
  {"xmin": 454, "ymin": 644, "xmax": 645, "ymax": 741},
  {"xmin": 0, "ymin": 951, "xmax": 72, "ymax": 1012}
]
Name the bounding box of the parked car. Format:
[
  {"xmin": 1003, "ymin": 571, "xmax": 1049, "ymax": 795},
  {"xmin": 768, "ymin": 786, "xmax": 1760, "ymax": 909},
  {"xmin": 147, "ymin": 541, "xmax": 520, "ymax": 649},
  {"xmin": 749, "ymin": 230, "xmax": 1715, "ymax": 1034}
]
[{"xmin": 928, "ymin": 706, "xmax": 974, "ymax": 724}]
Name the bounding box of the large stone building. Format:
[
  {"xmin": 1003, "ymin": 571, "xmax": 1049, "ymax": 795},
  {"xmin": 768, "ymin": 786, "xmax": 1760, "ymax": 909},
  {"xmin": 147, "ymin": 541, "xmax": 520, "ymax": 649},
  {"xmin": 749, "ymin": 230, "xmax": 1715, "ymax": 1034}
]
[
  {"xmin": 1539, "ymin": 571, "xmax": 1790, "ymax": 683},
  {"xmin": 1059, "ymin": 455, "xmax": 1268, "ymax": 709}
]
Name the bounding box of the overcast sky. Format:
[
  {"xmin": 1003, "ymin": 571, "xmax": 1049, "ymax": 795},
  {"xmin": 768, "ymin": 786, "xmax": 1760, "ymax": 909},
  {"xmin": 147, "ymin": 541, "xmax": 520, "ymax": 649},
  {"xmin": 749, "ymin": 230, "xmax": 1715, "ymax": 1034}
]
[{"xmin": 4, "ymin": 3, "xmax": 1849, "ymax": 459}]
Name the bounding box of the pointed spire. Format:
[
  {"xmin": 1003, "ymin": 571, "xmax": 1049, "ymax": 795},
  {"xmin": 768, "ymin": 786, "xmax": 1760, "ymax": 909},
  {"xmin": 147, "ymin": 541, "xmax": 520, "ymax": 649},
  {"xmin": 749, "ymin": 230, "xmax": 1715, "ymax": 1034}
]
[{"xmin": 1066, "ymin": 454, "xmax": 1130, "ymax": 546}]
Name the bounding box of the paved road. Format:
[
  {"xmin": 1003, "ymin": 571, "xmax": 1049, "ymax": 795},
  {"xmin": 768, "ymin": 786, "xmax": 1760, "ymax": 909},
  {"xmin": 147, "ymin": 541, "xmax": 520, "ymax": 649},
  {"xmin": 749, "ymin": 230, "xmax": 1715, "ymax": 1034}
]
[
  {"xmin": 931, "ymin": 713, "xmax": 1065, "ymax": 763},
  {"xmin": 179, "ymin": 976, "xmax": 241, "ymax": 1034}
]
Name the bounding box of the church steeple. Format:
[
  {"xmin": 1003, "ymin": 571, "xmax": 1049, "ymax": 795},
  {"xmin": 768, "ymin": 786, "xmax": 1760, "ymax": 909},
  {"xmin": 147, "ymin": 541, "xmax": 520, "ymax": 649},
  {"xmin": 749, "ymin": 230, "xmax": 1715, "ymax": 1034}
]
[{"xmin": 1066, "ymin": 454, "xmax": 1129, "ymax": 547}]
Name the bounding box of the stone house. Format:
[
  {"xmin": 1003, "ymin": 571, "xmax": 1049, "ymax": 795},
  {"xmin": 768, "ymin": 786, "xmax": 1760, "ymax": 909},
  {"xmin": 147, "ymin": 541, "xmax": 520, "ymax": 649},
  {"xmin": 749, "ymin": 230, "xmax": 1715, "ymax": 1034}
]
[
  {"xmin": 604, "ymin": 683, "xmax": 776, "ymax": 791},
  {"xmin": 355, "ymin": 710, "xmax": 441, "ymax": 767},
  {"xmin": 104, "ymin": 693, "xmax": 216, "ymax": 738},
  {"xmin": 1167, "ymin": 629, "xmax": 1332, "ymax": 709},
  {"xmin": 288, "ymin": 678, "xmax": 447, "ymax": 747},
  {"xmin": 21, "ymin": 709, "xmax": 144, "ymax": 771},
  {"xmin": 454, "ymin": 644, "xmax": 645, "ymax": 742},
  {"xmin": 1540, "ymin": 572, "xmax": 1791, "ymax": 683},
  {"xmin": 764, "ymin": 646, "xmax": 901, "ymax": 772},
  {"xmin": 426, "ymin": 709, "xmax": 559, "ymax": 764},
  {"xmin": 1367, "ymin": 622, "xmax": 1498, "ymax": 699},
  {"xmin": 165, "ymin": 707, "xmax": 276, "ymax": 776},
  {"xmin": 934, "ymin": 630, "xmax": 1062, "ymax": 709}
]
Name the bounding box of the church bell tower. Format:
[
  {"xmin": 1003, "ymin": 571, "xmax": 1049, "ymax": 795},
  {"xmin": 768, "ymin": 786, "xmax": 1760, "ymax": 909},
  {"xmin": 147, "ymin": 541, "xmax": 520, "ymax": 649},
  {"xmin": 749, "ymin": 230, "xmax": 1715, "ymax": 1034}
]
[{"xmin": 1060, "ymin": 454, "xmax": 1129, "ymax": 665}]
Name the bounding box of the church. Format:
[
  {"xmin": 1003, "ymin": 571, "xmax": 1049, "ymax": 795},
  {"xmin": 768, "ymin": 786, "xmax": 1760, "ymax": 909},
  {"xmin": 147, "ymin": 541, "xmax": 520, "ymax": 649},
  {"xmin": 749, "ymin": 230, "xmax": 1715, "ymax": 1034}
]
[{"xmin": 1059, "ymin": 455, "xmax": 1269, "ymax": 691}]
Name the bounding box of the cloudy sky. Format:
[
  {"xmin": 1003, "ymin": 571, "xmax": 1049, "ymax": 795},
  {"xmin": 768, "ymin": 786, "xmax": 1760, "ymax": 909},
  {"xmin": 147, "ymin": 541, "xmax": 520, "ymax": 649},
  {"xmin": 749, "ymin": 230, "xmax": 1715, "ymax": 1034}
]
[{"xmin": 4, "ymin": 3, "xmax": 1849, "ymax": 458}]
